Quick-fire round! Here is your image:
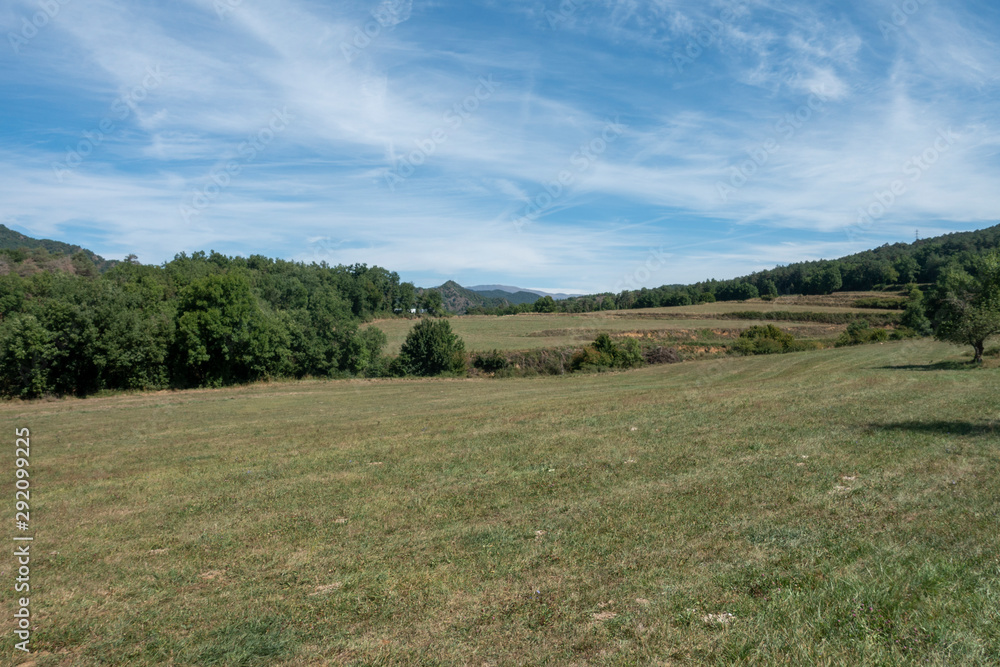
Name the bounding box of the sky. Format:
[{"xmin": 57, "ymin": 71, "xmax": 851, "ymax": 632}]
[{"xmin": 2, "ymin": 0, "xmax": 999, "ymax": 294}]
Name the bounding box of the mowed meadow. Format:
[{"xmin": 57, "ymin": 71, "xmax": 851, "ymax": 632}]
[{"xmin": 2, "ymin": 338, "xmax": 999, "ymax": 665}]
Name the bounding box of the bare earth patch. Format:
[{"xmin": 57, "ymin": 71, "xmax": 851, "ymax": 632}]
[
  {"xmin": 310, "ymin": 583, "xmax": 343, "ymax": 596},
  {"xmin": 703, "ymin": 612, "xmax": 736, "ymax": 626}
]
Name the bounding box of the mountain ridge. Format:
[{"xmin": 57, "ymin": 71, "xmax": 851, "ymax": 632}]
[{"xmin": 465, "ymin": 284, "xmax": 575, "ymax": 300}]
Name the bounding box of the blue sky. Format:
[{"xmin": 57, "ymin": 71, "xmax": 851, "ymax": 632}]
[{"xmin": 2, "ymin": 0, "xmax": 999, "ymax": 293}]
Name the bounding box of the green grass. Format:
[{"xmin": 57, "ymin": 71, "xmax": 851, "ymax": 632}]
[{"xmin": 3, "ymin": 339, "xmax": 999, "ymax": 665}]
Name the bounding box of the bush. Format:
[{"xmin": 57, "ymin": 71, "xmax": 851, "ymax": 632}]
[
  {"xmin": 571, "ymin": 334, "xmax": 644, "ymax": 371},
  {"xmin": 732, "ymin": 324, "xmax": 799, "ymax": 355},
  {"xmin": 496, "ymin": 349, "xmax": 572, "ymax": 376},
  {"xmin": 644, "ymin": 346, "xmax": 681, "ymax": 364},
  {"xmin": 836, "ymin": 320, "xmax": 890, "ymax": 347},
  {"xmin": 729, "ymin": 311, "xmax": 901, "ymax": 326},
  {"xmin": 397, "ymin": 318, "xmax": 466, "ymax": 376},
  {"xmin": 852, "ymin": 297, "xmax": 907, "ymax": 310},
  {"xmin": 472, "ymin": 349, "xmax": 510, "ymax": 373}
]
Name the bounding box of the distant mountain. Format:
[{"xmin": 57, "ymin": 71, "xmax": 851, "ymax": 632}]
[
  {"xmin": 420, "ymin": 281, "xmax": 513, "ymax": 314},
  {"xmin": 466, "ymin": 288, "xmax": 541, "ymax": 305},
  {"xmin": 466, "ymin": 284, "xmax": 575, "ymax": 300},
  {"xmin": 415, "ymin": 281, "xmax": 543, "ymax": 314}
]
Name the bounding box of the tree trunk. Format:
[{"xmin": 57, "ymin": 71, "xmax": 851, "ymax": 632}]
[{"xmin": 973, "ymin": 340, "xmax": 984, "ymax": 364}]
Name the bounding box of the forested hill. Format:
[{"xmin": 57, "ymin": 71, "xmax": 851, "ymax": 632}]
[
  {"xmin": 728, "ymin": 223, "xmax": 1000, "ymax": 296},
  {"xmin": 0, "ymin": 224, "xmax": 112, "ymax": 273},
  {"xmin": 546, "ymin": 223, "xmax": 1000, "ymax": 313}
]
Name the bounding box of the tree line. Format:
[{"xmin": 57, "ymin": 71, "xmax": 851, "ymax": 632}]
[{"xmin": 0, "ymin": 250, "xmax": 419, "ymax": 397}]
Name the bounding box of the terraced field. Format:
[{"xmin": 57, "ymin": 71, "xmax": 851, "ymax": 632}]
[{"xmin": 370, "ymin": 292, "xmax": 901, "ymax": 354}]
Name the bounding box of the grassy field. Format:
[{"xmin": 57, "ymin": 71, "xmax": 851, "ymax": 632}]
[{"xmin": 3, "ymin": 339, "xmax": 998, "ymax": 665}]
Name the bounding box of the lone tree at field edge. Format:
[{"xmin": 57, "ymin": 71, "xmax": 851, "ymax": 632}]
[{"xmin": 932, "ymin": 251, "xmax": 1000, "ymax": 363}]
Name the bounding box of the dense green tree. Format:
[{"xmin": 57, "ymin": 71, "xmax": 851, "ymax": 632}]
[
  {"xmin": 0, "ymin": 273, "xmax": 26, "ymax": 315},
  {"xmin": 92, "ymin": 284, "xmax": 173, "ymax": 390},
  {"xmin": 759, "ymin": 278, "xmax": 778, "ymax": 298},
  {"xmin": 534, "ymin": 295, "xmax": 558, "ymax": 312},
  {"xmin": 817, "ymin": 265, "xmax": 843, "ymax": 294},
  {"xmin": 0, "ymin": 314, "xmax": 55, "ymax": 398},
  {"xmin": 717, "ymin": 281, "xmax": 759, "ymax": 301},
  {"xmin": 419, "ymin": 290, "xmax": 447, "ymax": 317},
  {"xmin": 31, "ymin": 299, "xmax": 101, "ymax": 395},
  {"xmin": 894, "ymin": 255, "xmax": 920, "ymax": 284},
  {"xmin": 173, "ymin": 272, "xmax": 290, "ymax": 386},
  {"xmin": 396, "ymin": 282, "xmax": 417, "ymax": 312},
  {"xmin": 900, "ymin": 285, "xmax": 932, "ymax": 336}
]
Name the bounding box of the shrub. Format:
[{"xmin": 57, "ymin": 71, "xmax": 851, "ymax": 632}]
[
  {"xmin": 645, "ymin": 346, "xmax": 681, "ymax": 364},
  {"xmin": 729, "ymin": 311, "xmax": 901, "ymax": 326},
  {"xmin": 733, "ymin": 324, "xmax": 798, "ymax": 355},
  {"xmin": 852, "ymin": 297, "xmax": 907, "ymax": 310},
  {"xmin": 571, "ymin": 334, "xmax": 644, "ymax": 371},
  {"xmin": 397, "ymin": 318, "xmax": 466, "ymax": 376},
  {"xmin": 836, "ymin": 321, "xmax": 890, "ymax": 347},
  {"xmin": 472, "ymin": 349, "xmax": 510, "ymax": 373}
]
